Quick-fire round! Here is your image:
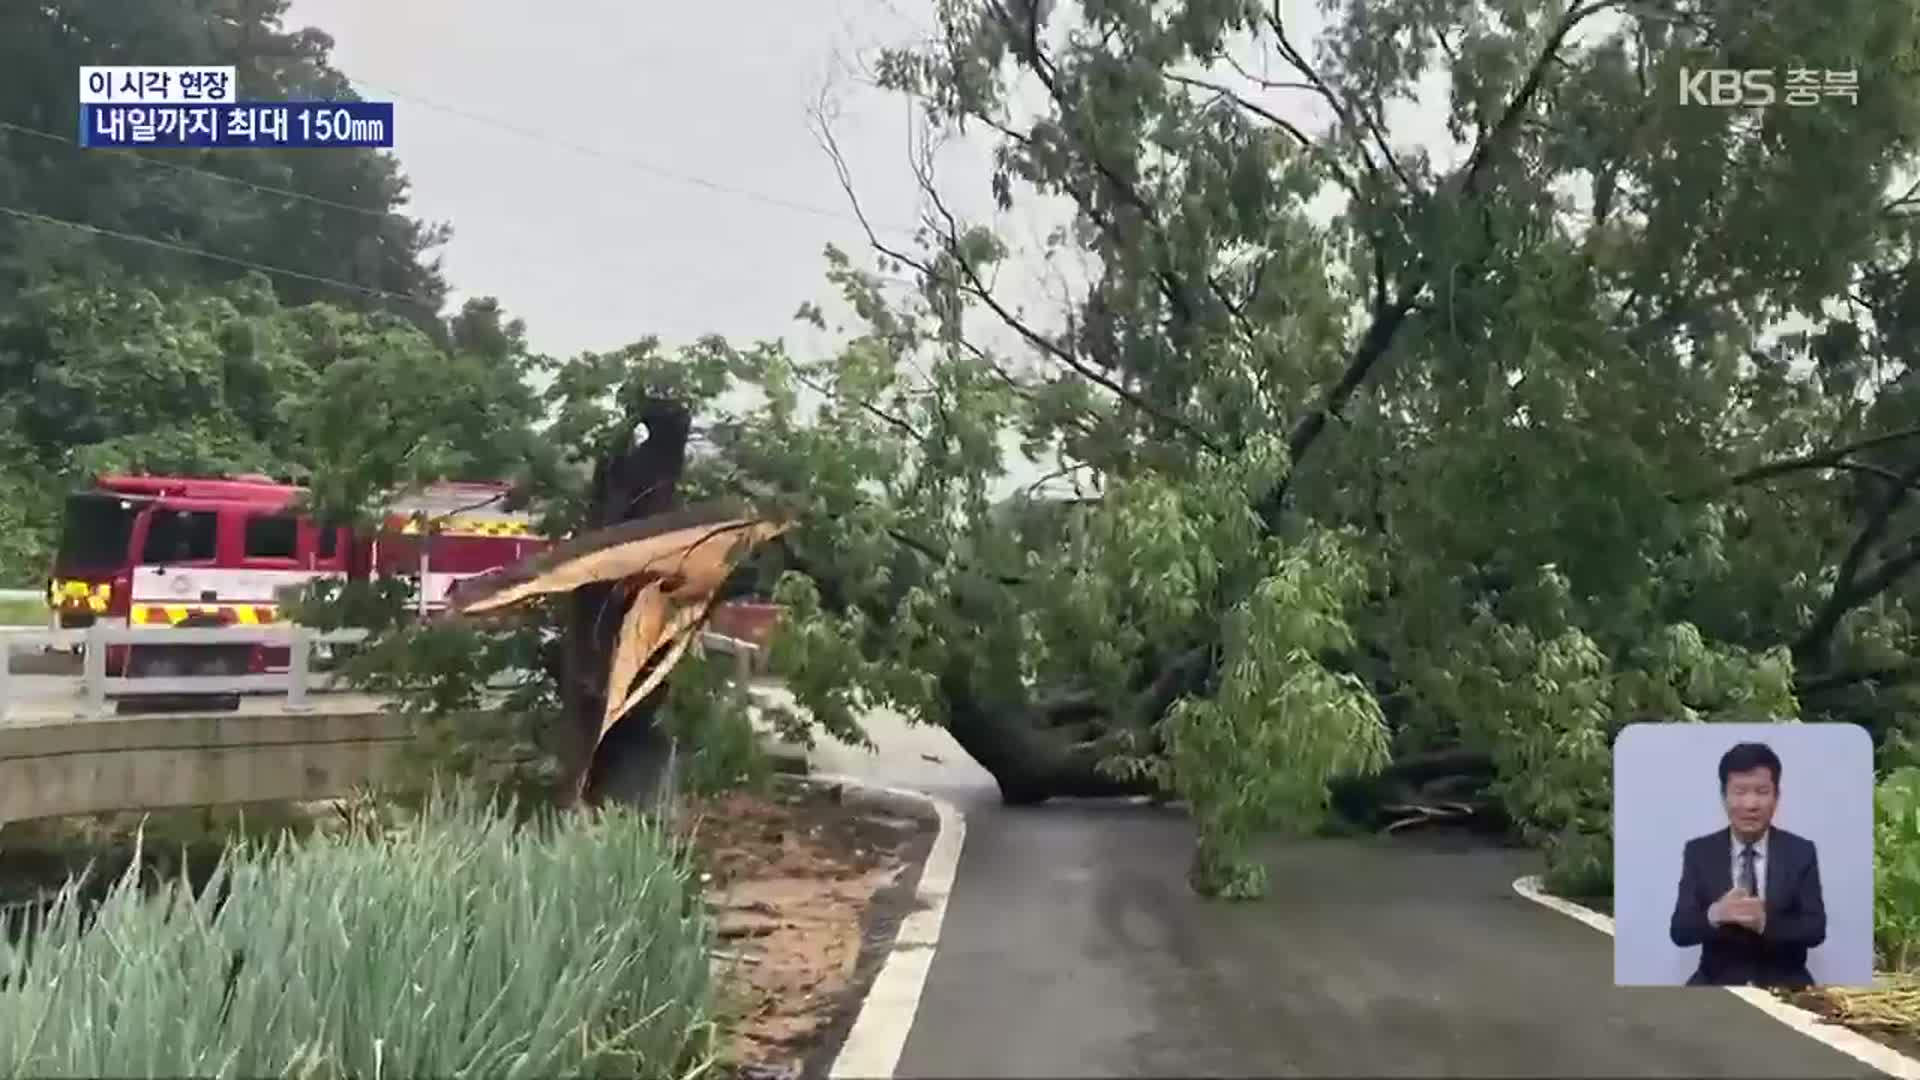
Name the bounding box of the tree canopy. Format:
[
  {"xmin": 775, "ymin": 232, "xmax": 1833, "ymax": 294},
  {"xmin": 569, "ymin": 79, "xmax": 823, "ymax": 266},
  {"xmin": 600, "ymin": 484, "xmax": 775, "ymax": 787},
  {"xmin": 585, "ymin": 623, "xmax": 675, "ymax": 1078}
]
[
  {"xmin": 13, "ymin": 0, "xmax": 1920, "ymax": 900},
  {"xmin": 676, "ymin": 0, "xmax": 1920, "ymax": 894},
  {"xmin": 0, "ymin": 0, "xmax": 539, "ymax": 574}
]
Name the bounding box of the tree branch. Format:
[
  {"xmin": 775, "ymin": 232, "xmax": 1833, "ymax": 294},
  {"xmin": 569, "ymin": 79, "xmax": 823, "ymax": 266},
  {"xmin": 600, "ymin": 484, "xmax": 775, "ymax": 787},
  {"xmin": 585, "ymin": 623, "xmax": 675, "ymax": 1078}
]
[
  {"xmin": 1263, "ymin": 4, "xmax": 1410, "ymax": 189},
  {"xmin": 1164, "ymin": 71, "xmax": 1316, "ymax": 150},
  {"xmin": 925, "ymin": 179, "xmax": 1228, "ymax": 456},
  {"xmin": 1458, "ymin": 0, "xmax": 1615, "ymax": 197},
  {"xmin": 1250, "ymin": 0, "xmax": 1608, "ymax": 527},
  {"xmin": 810, "ymin": 115, "xmax": 1226, "ymax": 457},
  {"xmin": 1165, "ymin": 69, "xmax": 1388, "ymax": 317},
  {"xmin": 1819, "ymin": 460, "xmax": 1909, "ymax": 486},
  {"xmin": 787, "ymin": 364, "xmax": 925, "ymax": 442},
  {"xmin": 1796, "ymin": 661, "xmax": 1920, "ymax": 697},
  {"xmin": 1794, "ymin": 457, "xmax": 1920, "ymax": 664},
  {"xmin": 1709, "ymin": 426, "xmax": 1920, "ymax": 492},
  {"xmin": 1021, "ymin": 460, "xmax": 1095, "ymax": 499},
  {"xmin": 1222, "ymin": 55, "xmax": 1315, "ymax": 94},
  {"xmin": 1256, "ymin": 283, "xmax": 1421, "ymax": 525},
  {"xmin": 1132, "ymin": 639, "xmax": 1216, "ymax": 726},
  {"xmin": 1883, "ymin": 176, "xmax": 1920, "ymax": 215},
  {"xmin": 883, "ymin": 522, "xmax": 1029, "ymax": 587},
  {"xmin": 715, "ymin": 462, "xmax": 1033, "ymax": 590},
  {"xmin": 982, "ymin": 1, "xmax": 1206, "ymax": 330}
]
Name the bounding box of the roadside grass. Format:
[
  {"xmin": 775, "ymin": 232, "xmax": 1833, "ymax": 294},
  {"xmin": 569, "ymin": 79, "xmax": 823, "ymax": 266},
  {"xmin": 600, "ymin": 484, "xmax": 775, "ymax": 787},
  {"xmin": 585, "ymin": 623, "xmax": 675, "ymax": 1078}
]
[
  {"xmin": 0, "ymin": 785, "xmax": 717, "ymax": 1079},
  {"xmin": 1822, "ymin": 767, "xmax": 1920, "ymax": 1037},
  {"xmin": 1874, "ymin": 768, "xmax": 1920, "ymax": 974},
  {"xmin": 0, "ymin": 597, "xmax": 45, "ymax": 626}
]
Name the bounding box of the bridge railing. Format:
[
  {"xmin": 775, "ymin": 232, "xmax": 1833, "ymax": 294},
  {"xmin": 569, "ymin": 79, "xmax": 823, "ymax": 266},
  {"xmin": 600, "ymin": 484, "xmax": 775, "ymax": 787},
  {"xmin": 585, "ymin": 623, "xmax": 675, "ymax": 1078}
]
[
  {"xmin": 0, "ymin": 625, "xmax": 766, "ymax": 722},
  {"xmin": 0, "ymin": 625, "xmax": 373, "ymax": 720}
]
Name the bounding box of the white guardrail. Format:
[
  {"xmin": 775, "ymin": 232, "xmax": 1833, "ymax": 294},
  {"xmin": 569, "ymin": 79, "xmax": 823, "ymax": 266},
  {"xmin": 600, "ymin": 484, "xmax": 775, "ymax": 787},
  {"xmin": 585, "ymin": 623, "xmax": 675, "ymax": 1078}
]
[
  {"xmin": 0, "ymin": 625, "xmax": 370, "ymax": 720},
  {"xmin": 0, "ymin": 624, "xmax": 763, "ymax": 722}
]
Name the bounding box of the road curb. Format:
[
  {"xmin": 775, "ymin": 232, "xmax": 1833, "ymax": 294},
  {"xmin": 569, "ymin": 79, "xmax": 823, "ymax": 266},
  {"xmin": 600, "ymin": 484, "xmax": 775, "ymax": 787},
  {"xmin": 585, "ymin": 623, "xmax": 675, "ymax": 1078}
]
[
  {"xmin": 1512, "ymin": 875, "xmax": 1920, "ymax": 1079},
  {"xmin": 807, "ymin": 773, "xmax": 965, "ymax": 1080}
]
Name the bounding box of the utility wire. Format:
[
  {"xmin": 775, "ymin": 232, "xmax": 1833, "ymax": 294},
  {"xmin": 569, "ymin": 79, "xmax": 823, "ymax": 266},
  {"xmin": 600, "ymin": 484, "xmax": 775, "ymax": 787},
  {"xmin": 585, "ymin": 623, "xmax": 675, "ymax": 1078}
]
[
  {"xmin": 0, "ymin": 83, "xmax": 924, "ymax": 302},
  {"xmin": 0, "ymin": 119, "xmax": 404, "ymax": 224},
  {"xmin": 347, "ymin": 77, "xmax": 912, "ymax": 235},
  {"xmin": 4, "ymin": 94, "xmax": 916, "ymax": 238},
  {"xmin": 0, "ymin": 204, "xmax": 432, "ymax": 306}
]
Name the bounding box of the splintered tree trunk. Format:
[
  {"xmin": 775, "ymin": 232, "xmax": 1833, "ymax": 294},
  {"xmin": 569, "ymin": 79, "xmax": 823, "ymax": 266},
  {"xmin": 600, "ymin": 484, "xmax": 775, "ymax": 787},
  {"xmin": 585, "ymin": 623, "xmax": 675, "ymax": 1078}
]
[{"xmin": 558, "ymin": 400, "xmax": 692, "ymax": 810}]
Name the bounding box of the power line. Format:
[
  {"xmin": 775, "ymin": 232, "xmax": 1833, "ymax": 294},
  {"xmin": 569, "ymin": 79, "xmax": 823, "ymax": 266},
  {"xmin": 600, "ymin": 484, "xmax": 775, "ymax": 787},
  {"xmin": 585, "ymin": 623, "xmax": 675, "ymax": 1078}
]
[
  {"xmin": 348, "ymin": 77, "xmax": 905, "ymax": 233},
  {"xmin": 0, "ymin": 119, "xmax": 404, "ymax": 224},
  {"xmin": 0, "ymin": 204, "xmax": 431, "ymax": 306},
  {"xmin": 6, "ymin": 94, "xmax": 918, "ymax": 239}
]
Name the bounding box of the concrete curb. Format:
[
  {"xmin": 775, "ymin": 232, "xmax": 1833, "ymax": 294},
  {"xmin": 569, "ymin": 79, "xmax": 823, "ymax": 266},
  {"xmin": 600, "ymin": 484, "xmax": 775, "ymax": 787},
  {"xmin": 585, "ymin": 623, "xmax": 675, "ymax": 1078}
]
[
  {"xmin": 800, "ymin": 772, "xmax": 965, "ymax": 1080},
  {"xmin": 1512, "ymin": 875, "xmax": 1920, "ymax": 1079}
]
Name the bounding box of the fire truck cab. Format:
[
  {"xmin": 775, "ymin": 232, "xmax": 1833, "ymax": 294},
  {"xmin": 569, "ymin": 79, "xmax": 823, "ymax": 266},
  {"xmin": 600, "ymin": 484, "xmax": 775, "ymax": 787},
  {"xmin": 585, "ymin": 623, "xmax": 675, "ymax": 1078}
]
[{"xmin": 47, "ymin": 474, "xmax": 544, "ymax": 678}]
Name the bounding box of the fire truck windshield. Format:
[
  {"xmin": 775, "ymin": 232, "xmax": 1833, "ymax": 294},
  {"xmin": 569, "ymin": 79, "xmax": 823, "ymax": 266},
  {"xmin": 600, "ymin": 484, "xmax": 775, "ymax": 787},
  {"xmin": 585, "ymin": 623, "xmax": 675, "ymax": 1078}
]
[{"xmin": 54, "ymin": 491, "xmax": 145, "ymax": 570}]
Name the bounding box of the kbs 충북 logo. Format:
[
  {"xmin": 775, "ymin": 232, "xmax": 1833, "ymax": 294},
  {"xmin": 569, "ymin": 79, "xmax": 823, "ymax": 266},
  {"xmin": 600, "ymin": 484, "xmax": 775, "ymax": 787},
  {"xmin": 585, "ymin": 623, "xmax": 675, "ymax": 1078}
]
[{"xmin": 1677, "ymin": 67, "xmax": 1858, "ymax": 108}]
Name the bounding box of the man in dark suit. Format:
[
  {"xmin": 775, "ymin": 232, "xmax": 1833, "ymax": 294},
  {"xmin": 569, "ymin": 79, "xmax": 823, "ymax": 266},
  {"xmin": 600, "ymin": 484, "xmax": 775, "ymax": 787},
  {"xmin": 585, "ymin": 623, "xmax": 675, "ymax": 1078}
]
[{"xmin": 1669, "ymin": 741, "xmax": 1826, "ymax": 987}]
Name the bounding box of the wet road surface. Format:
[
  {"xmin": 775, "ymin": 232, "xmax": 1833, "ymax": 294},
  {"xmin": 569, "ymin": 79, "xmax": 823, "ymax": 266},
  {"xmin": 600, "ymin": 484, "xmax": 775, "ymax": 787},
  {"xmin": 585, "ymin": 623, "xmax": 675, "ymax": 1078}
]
[{"xmin": 803, "ymin": 709, "xmax": 1885, "ymax": 1079}]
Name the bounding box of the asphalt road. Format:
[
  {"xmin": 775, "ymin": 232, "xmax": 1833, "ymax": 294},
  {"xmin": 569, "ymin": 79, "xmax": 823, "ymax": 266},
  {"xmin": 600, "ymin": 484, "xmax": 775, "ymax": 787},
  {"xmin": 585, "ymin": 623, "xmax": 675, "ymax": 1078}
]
[{"xmin": 806, "ymin": 713, "xmax": 1887, "ymax": 1079}]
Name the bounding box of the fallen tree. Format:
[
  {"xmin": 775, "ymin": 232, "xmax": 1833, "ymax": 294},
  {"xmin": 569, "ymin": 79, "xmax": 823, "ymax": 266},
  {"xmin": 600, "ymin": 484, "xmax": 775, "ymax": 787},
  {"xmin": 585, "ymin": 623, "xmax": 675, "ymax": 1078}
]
[
  {"xmin": 300, "ymin": 0, "xmax": 1920, "ymax": 899},
  {"xmin": 683, "ymin": 0, "xmax": 1920, "ymax": 896}
]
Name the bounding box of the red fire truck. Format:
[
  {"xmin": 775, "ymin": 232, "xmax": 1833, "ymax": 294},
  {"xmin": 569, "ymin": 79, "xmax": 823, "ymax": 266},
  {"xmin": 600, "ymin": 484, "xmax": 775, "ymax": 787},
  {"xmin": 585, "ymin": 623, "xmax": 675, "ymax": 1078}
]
[{"xmin": 46, "ymin": 473, "xmax": 547, "ymax": 676}]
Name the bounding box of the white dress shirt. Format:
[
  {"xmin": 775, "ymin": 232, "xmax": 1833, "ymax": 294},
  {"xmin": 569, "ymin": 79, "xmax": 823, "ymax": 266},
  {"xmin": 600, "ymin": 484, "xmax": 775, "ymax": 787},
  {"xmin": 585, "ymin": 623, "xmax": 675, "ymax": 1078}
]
[{"xmin": 1731, "ymin": 829, "xmax": 1769, "ymax": 899}]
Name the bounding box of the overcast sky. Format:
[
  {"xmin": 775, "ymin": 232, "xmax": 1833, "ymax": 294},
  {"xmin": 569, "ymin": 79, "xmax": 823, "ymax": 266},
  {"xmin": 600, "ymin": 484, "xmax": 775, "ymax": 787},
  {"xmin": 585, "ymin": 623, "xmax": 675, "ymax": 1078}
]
[
  {"xmin": 278, "ymin": 0, "xmax": 1502, "ymax": 503},
  {"xmin": 282, "ymin": 0, "xmax": 1008, "ymax": 361}
]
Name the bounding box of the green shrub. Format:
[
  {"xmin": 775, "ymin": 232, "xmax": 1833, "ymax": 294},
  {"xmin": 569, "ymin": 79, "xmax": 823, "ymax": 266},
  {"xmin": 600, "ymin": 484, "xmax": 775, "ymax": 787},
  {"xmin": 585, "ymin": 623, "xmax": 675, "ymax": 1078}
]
[
  {"xmin": 0, "ymin": 785, "xmax": 715, "ymax": 1079},
  {"xmin": 1541, "ymin": 828, "xmax": 1613, "ymax": 900},
  {"xmin": 1876, "ymin": 766, "xmax": 1920, "ymax": 972},
  {"xmin": 661, "ymin": 649, "xmax": 772, "ymax": 797},
  {"xmin": 0, "ymin": 597, "xmax": 45, "ymax": 626}
]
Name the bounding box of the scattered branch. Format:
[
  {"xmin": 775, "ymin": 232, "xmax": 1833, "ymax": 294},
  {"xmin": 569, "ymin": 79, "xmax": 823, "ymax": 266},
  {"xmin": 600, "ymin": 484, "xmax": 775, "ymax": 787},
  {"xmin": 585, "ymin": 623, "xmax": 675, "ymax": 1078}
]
[
  {"xmin": 882, "ymin": 522, "xmax": 1029, "ymax": 587},
  {"xmin": 1808, "ymin": 460, "xmax": 1908, "ymax": 487}
]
